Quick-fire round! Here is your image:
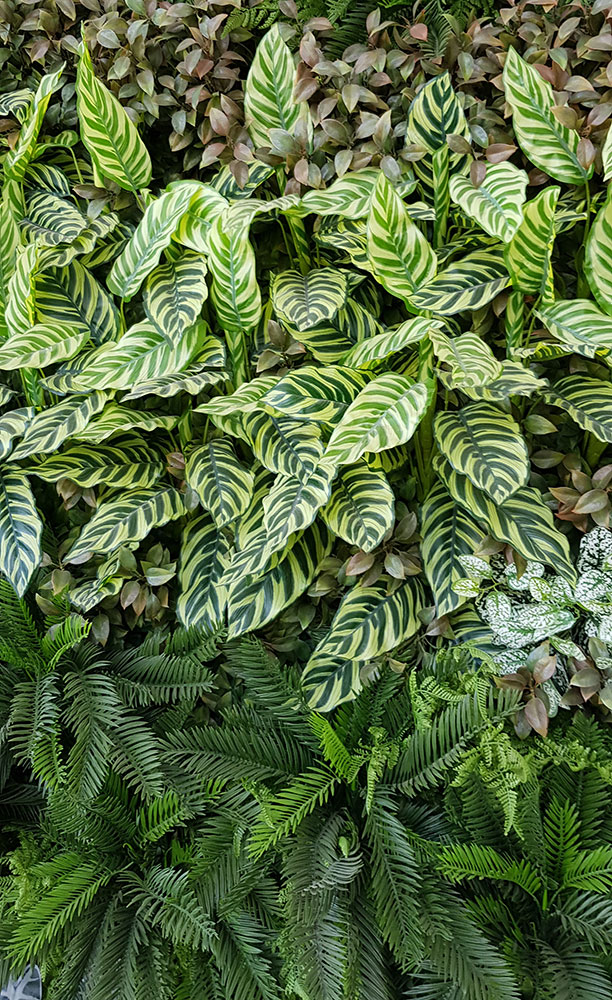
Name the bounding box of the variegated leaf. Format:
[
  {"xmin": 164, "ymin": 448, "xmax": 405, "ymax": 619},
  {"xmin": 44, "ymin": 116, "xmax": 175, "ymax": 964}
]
[
  {"xmin": 28, "ymin": 439, "xmax": 163, "ymax": 489},
  {"xmin": 271, "ymin": 269, "xmax": 347, "ymax": 331},
  {"xmin": 367, "ymin": 172, "xmax": 437, "ymax": 303},
  {"xmin": 411, "ymin": 250, "xmax": 509, "ymax": 314},
  {"xmin": 505, "ymin": 187, "xmax": 559, "ymax": 296},
  {"xmin": 244, "ymin": 23, "xmax": 301, "ymax": 148},
  {"xmin": 0, "ymin": 323, "xmax": 89, "ymax": 370},
  {"xmin": 341, "ymin": 317, "xmax": 436, "ymax": 369},
  {"xmin": 186, "ymin": 439, "xmax": 254, "ymax": 527},
  {"xmin": 321, "ymin": 461, "xmax": 394, "ymax": 552},
  {"xmin": 66, "ymin": 486, "xmax": 186, "ymax": 562},
  {"xmin": 0, "ymin": 469, "xmax": 42, "ymax": 596},
  {"xmin": 36, "ymin": 260, "xmax": 119, "ymax": 345},
  {"xmin": 176, "ymin": 513, "xmax": 232, "ymax": 629},
  {"xmin": 421, "ymin": 479, "xmax": 485, "ymax": 617},
  {"xmin": 542, "ymin": 375, "xmax": 612, "ymax": 443},
  {"xmin": 9, "ymin": 392, "xmax": 107, "ymax": 461},
  {"xmin": 243, "ymin": 410, "xmax": 323, "ymax": 482},
  {"xmin": 260, "ymin": 366, "xmax": 367, "ymax": 423},
  {"xmin": 429, "ymin": 328, "xmax": 503, "ymax": 387},
  {"xmin": 143, "ymin": 252, "xmax": 208, "ymax": 345},
  {"xmin": 449, "ymin": 162, "xmax": 527, "ymax": 241}
]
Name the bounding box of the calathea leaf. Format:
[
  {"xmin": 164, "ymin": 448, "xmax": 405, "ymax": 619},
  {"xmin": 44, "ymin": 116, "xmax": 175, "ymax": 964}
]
[
  {"xmin": 502, "ymin": 46, "xmax": 590, "ymax": 186},
  {"xmin": 66, "ymin": 486, "xmax": 186, "ymax": 562},
  {"xmin": 449, "ymin": 163, "xmax": 528, "ymax": 242},
  {"xmin": 367, "ymin": 173, "xmax": 437, "ymax": 304},
  {"xmin": 0, "ymin": 468, "xmax": 42, "ymax": 596},
  {"xmin": 6, "ymin": 244, "xmax": 37, "ymax": 338},
  {"xmin": 122, "ymin": 338, "xmax": 226, "ymax": 400},
  {"xmin": 430, "ymin": 328, "xmax": 503, "ymax": 387},
  {"xmin": 8, "ymin": 392, "xmax": 107, "ymax": 461},
  {"xmin": 321, "ymin": 461, "xmax": 394, "ymax": 553},
  {"xmin": 35, "ymin": 260, "xmax": 119, "ymax": 345},
  {"xmin": 405, "ymin": 72, "xmax": 471, "ymax": 193},
  {"xmin": 262, "ymin": 466, "xmax": 335, "ymax": 554},
  {"xmin": 298, "ymin": 168, "xmax": 381, "ymax": 220},
  {"xmin": 22, "ymin": 190, "xmax": 87, "ymax": 246},
  {"xmin": 227, "ymin": 520, "xmax": 333, "ymax": 638},
  {"xmin": 73, "ymin": 403, "xmax": 179, "ymax": 443},
  {"xmin": 176, "ymin": 513, "xmax": 232, "ymax": 629},
  {"xmin": 458, "ymin": 362, "xmax": 548, "ymax": 402},
  {"xmin": 421, "ymin": 479, "xmax": 485, "ymax": 617},
  {"xmin": 260, "ymin": 366, "xmax": 367, "ymax": 423},
  {"xmin": 242, "ymin": 410, "xmax": 323, "ymax": 482},
  {"xmin": 143, "ymin": 252, "xmax": 208, "ymax": 345},
  {"xmin": 301, "ymin": 658, "xmax": 364, "ymax": 713},
  {"xmin": 76, "ymin": 41, "xmax": 151, "ymax": 191},
  {"xmin": 210, "ymin": 160, "xmax": 276, "ymax": 198},
  {"xmin": 27, "ymin": 438, "xmax": 164, "ymax": 489},
  {"xmin": 195, "ymin": 376, "xmax": 277, "ymax": 417},
  {"xmin": 307, "ymin": 578, "xmax": 424, "ymax": 668},
  {"xmin": 271, "ymin": 269, "xmax": 347, "ymax": 331},
  {"xmin": 585, "ymin": 192, "xmax": 612, "ymax": 315},
  {"xmin": 286, "ymin": 299, "xmax": 382, "ymax": 364},
  {"xmin": 107, "ymin": 182, "xmax": 201, "ymax": 300},
  {"xmin": 0, "ymin": 408, "xmax": 35, "ymax": 460},
  {"xmin": 434, "ymin": 403, "xmax": 529, "ymax": 504},
  {"xmin": 244, "ymin": 23, "xmax": 301, "ymax": 148},
  {"xmin": 434, "ymin": 455, "xmax": 575, "ymax": 581},
  {"xmin": 341, "ymin": 317, "xmax": 437, "ymax": 369},
  {"xmin": 172, "ymin": 184, "xmax": 227, "ymax": 254},
  {"xmin": 537, "ymin": 299, "xmax": 612, "ymax": 358},
  {"xmin": 185, "ymin": 439, "xmax": 254, "ymax": 528},
  {"xmin": 411, "ymin": 250, "xmax": 509, "ymax": 315},
  {"xmin": 4, "ymin": 66, "xmax": 64, "ymax": 187},
  {"xmin": 542, "ymin": 375, "xmax": 612, "ymax": 443},
  {"xmin": 234, "ymin": 466, "xmax": 275, "ymax": 550},
  {"xmin": 505, "ymin": 186, "xmax": 559, "ymax": 296},
  {"xmin": 0, "ymin": 323, "xmax": 89, "ymax": 370},
  {"xmin": 0, "ymin": 200, "xmax": 21, "ymax": 338},
  {"xmin": 324, "ymin": 374, "xmax": 430, "ymax": 467}
]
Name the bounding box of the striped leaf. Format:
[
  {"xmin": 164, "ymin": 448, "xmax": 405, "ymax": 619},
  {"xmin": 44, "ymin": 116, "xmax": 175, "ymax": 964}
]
[
  {"xmin": 173, "ymin": 184, "xmax": 227, "ymax": 254},
  {"xmin": 176, "ymin": 513, "xmax": 232, "ymax": 629},
  {"xmin": 324, "ymin": 374, "xmax": 430, "ymax": 467},
  {"xmin": 271, "ymin": 269, "xmax": 347, "ymax": 331},
  {"xmin": 542, "ymin": 375, "xmax": 612, "ymax": 443},
  {"xmin": 341, "ymin": 317, "xmax": 435, "ymax": 369},
  {"xmin": 9, "ymin": 392, "xmax": 107, "ymax": 461},
  {"xmin": 207, "ymin": 211, "xmax": 261, "ymax": 377},
  {"xmin": 5, "ymin": 66, "xmax": 64, "ymax": 187},
  {"xmin": 430, "ymin": 328, "xmax": 502, "ymax": 387},
  {"xmin": 604, "ymin": 125, "xmax": 612, "ymax": 182},
  {"xmin": 449, "ymin": 163, "xmax": 528, "ymax": 242},
  {"xmin": 263, "ymin": 466, "xmax": 335, "ymax": 554},
  {"xmin": 585, "ymin": 192, "xmax": 612, "ymax": 314},
  {"xmin": 0, "ymin": 89, "xmax": 33, "ymax": 121},
  {"xmin": 0, "ymin": 408, "xmax": 35, "ymax": 461},
  {"xmin": 0, "ymin": 323, "xmax": 89, "ymax": 370},
  {"xmin": 210, "ymin": 160, "xmax": 276, "ymax": 199},
  {"xmin": 321, "ymin": 461, "xmax": 394, "ymax": 552},
  {"xmin": 502, "ymin": 46, "xmax": 589, "ymax": 186},
  {"xmin": 73, "ymin": 403, "xmax": 178, "ymax": 443},
  {"xmin": 287, "ymin": 300, "xmax": 382, "ymax": 364},
  {"xmin": 435, "ymin": 455, "xmax": 575, "ymax": 581},
  {"xmin": 28, "ymin": 439, "xmax": 163, "ymax": 489},
  {"xmin": 122, "ymin": 342, "xmax": 226, "ymax": 400},
  {"xmin": 6, "ymin": 244, "xmax": 37, "ymax": 338},
  {"xmin": 65, "ymin": 486, "xmax": 185, "ymax": 562},
  {"xmin": 195, "ymin": 376, "xmax": 277, "ymax": 417},
  {"xmin": 302, "ymin": 658, "xmax": 363, "ymax": 713},
  {"xmin": 537, "ymin": 299, "xmax": 612, "ymax": 358},
  {"xmin": 244, "ymin": 24, "xmax": 300, "ymax": 148},
  {"xmin": 0, "ymin": 468, "xmax": 42, "ymax": 596},
  {"xmin": 22, "ymin": 190, "xmax": 87, "ymax": 246},
  {"xmin": 459, "ymin": 362, "xmax": 547, "ymax": 402},
  {"xmin": 421, "ymin": 479, "xmax": 485, "ymax": 617},
  {"xmin": 298, "ymin": 168, "xmax": 380, "ymax": 220},
  {"xmin": 107, "ymin": 182, "xmax": 200, "ymax": 300},
  {"xmin": 367, "ymin": 173, "xmax": 437, "ymax": 304},
  {"xmin": 434, "ymin": 403, "xmax": 529, "ymax": 504},
  {"xmin": 73, "ymin": 320, "xmax": 202, "ymax": 391},
  {"xmin": 405, "ymin": 73, "xmax": 470, "ymax": 193},
  {"xmin": 260, "ymin": 366, "xmax": 367, "ymax": 423},
  {"xmin": 0, "ymin": 199, "xmax": 20, "ymax": 338},
  {"xmin": 186, "ymin": 439, "xmax": 254, "ymax": 528},
  {"xmin": 36, "ymin": 261, "xmax": 119, "ymax": 345},
  {"xmin": 226, "ymin": 520, "xmax": 332, "ymax": 638},
  {"xmin": 243, "ymin": 411, "xmax": 323, "ymax": 481},
  {"xmin": 411, "ymin": 250, "xmax": 509, "ymax": 314},
  {"xmin": 307, "ymin": 578, "xmax": 424, "ymax": 667},
  {"xmin": 76, "ymin": 41, "xmax": 151, "ymax": 191},
  {"xmin": 143, "ymin": 252, "xmax": 208, "ymax": 345},
  {"xmin": 505, "ymin": 187, "xmax": 559, "ymax": 295},
  {"xmin": 235, "ymin": 466, "xmax": 275, "ymax": 551}
]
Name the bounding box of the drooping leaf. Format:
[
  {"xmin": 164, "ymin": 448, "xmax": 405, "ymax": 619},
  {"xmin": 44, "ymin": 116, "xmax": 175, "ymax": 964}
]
[
  {"xmin": 429, "ymin": 328, "xmax": 503, "ymax": 387},
  {"xmin": 176, "ymin": 513, "xmax": 232, "ymax": 629},
  {"xmin": 196, "ymin": 376, "xmax": 276, "ymax": 418},
  {"xmin": 8, "ymin": 392, "xmax": 107, "ymax": 461},
  {"xmin": 143, "ymin": 252, "xmax": 208, "ymax": 345},
  {"xmin": 302, "ymin": 657, "xmax": 364, "ymax": 713},
  {"xmin": 66, "ymin": 486, "xmax": 186, "ymax": 562},
  {"xmin": 261, "ymin": 366, "xmax": 367, "ymax": 423},
  {"xmin": 5, "ymin": 66, "xmax": 64, "ymax": 187},
  {"xmin": 0, "ymin": 468, "xmax": 42, "ymax": 596},
  {"xmin": 271, "ymin": 269, "xmax": 347, "ymax": 332},
  {"xmin": 172, "ymin": 184, "xmax": 227, "ymax": 254},
  {"xmin": 299, "ymin": 168, "xmax": 381, "ymax": 220},
  {"xmin": 421, "ymin": 479, "xmax": 485, "ymax": 617},
  {"xmin": 0, "ymin": 323, "xmax": 89, "ymax": 370},
  {"xmin": 186, "ymin": 439, "xmax": 254, "ymax": 528},
  {"xmin": 341, "ymin": 317, "xmax": 436, "ymax": 369},
  {"xmin": 72, "ymin": 403, "xmax": 179, "ymax": 443},
  {"xmin": 244, "ymin": 23, "xmax": 301, "ymax": 148},
  {"xmin": 449, "ymin": 163, "xmax": 528, "ymax": 242},
  {"xmin": 0, "ymin": 408, "xmax": 35, "ymax": 461},
  {"xmin": 411, "ymin": 250, "xmax": 509, "ymax": 314},
  {"xmin": 0, "ymin": 199, "xmax": 21, "ymax": 339},
  {"xmin": 28, "ymin": 439, "xmax": 163, "ymax": 489},
  {"xmin": 321, "ymin": 461, "xmax": 394, "ymax": 553},
  {"xmin": 367, "ymin": 173, "xmax": 437, "ymax": 304},
  {"xmin": 287, "ymin": 299, "xmax": 382, "ymax": 364},
  {"xmin": 22, "ymin": 190, "xmax": 87, "ymax": 246},
  {"xmin": 36, "ymin": 260, "xmax": 119, "ymax": 345},
  {"xmin": 585, "ymin": 192, "xmax": 612, "ymax": 315},
  {"xmin": 262, "ymin": 466, "xmax": 334, "ymax": 554},
  {"xmin": 543, "ymin": 375, "xmax": 612, "ymax": 443},
  {"xmin": 537, "ymin": 299, "xmax": 612, "ymax": 358},
  {"xmin": 505, "ymin": 186, "xmax": 559, "ymax": 296}
]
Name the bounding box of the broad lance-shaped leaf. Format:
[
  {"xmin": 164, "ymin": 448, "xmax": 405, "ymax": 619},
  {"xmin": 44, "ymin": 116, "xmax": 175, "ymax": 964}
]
[
  {"xmin": 502, "ymin": 46, "xmax": 589, "ymax": 186},
  {"xmin": 243, "ymin": 410, "xmax": 323, "ymax": 482},
  {"xmin": 143, "ymin": 252, "xmax": 208, "ymax": 345},
  {"xmin": 8, "ymin": 392, "xmax": 107, "ymax": 461},
  {"xmin": 434, "ymin": 403, "xmax": 529, "ymax": 504},
  {"xmin": 0, "ymin": 468, "xmax": 42, "ymax": 596},
  {"xmin": 227, "ymin": 520, "xmax": 333, "ymax": 638},
  {"xmin": 76, "ymin": 41, "xmax": 151, "ymax": 191},
  {"xmin": 449, "ymin": 163, "xmax": 527, "ymax": 242},
  {"xmin": 22, "ymin": 190, "xmax": 87, "ymax": 247},
  {"xmin": 307, "ymin": 578, "xmax": 424, "ymax": 668},
  {"xmin": 196, "ymin": 376, "xmax": 276, "ymax": 417},
  {"xmin": 434, "ymin": 455, "xmax": 575, "ymax": 582},
  {"xmin": 173, "ymin": 184, "xmax": 227, "ymax": 254},
  {"xmin": 367, "ymin": 173, "xmax": 437, "ymax": 304},
  {"xmin": 341, "ymin": 317, "xmax": 436, "ymax": 369},
  {"xmin": 108, "ymin": 182, "xmax": 201, "ymax": 300},
  {"xmin": 70, "ymin": 320, "xmax": 202, "ymax": 391},
  {"xmin": 324, "ymin": 374, "xmax": 430, "ymax": 467},
  {"xmin": 302, "ymin": 658, "xmax": 364, "ymax": 713},
  {"xmin": 260, "ymin": 366, "xmax": 367, "ymax": 423},
  {"xmin": 411, "ymin": 250, "xmax": 509, "ymax": 315},
  {"xmin": 271, "ymin": 269, "xmax": 347, "ymax": 332},
  {"xmin": 5, "ymin": 66, "xmax": 63, "ymax": 187},
  {"xmin": 321, "ymin": 462, "xmax": 394, "ymax": 553},
  {"xmin": 543, "ymin": 376, "xmax": 612, "ymax": 443},
  {"xmin": 186, "ymin": 439, "xmax": 254, "ymax": 528},
  {"xmin": 537, "ymin": 299, "xmax": 612, "ymax": 358},
  {"xmin": 6, "ymin": 243, "xmax": 37, "ymax": 338},
  {"xmin": 122, "ymin": 338, "xmax": 226, "ymax": 400},
  {"xmin": 285, "ymin": 299, "xmax": 382, "ymax": 365},
  {"xmin": 405, "ymin": 72, "xmax": 470, "ymax": 193},
  {"xmin": 262, "ymin": 466, "xmax": 334, "ymax": 554},
  {"xmin": 176, "ymin": 513, "xmax": 232, "ymax": 629},
  {"xmin": 0, "ymin": 323, "xmax": 89, "ymax": 370},
  {"xmin": 0, "ymin": 199, "xmax": 19, "ymax": 338},
  {"xmin": 505, "ymin": 187, "xmax": 559, "ymax": 296},
  {"xmin": 208, "ymin": 211, "xmax": 261, "ymax": 380},
  {"xmin": 459, "ymin": 362, "xmax": 547, "ymax": 403},
  {"xmin": 27, "ymin": 440, "xmax": 163, "ymax": 489},
  {"xmin": 36, "ymin": 260, "xmax": 119, "ymax": 345},
  {"xmin": 66, "ymin": 486, "xmax": 186, "ymax": 562},
  {"xmin": 245, "ymin": 23, "xmax": 301, "ymax": 148},
  {"xmin": 298, "ymin": 168, "xmax": 381, "ymax": 220},
  {"xmin": 73, "ymin": 403, "xmax": 179, "ymax": 443},
  {"xmin": 430, "ymin": 328, "xmax": 502, "ymax": 387},
  {"xmin": 0, "ymin": 408, "xmax": 35, "ymax": 461},
  {"xmin": 586, "ymin": 192, "xmax": 612, "ymax": 315},
  {"xmin": 421, "ymin": 480, "xmax": 485, "ymax": 617}
]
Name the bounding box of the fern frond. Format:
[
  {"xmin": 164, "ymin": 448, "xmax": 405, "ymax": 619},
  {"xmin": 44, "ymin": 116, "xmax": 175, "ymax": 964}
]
[
  {"xmin": 562, "ymin": 846, "xmax": 612, "ymax": 893},
  {"xmin": 109, "ymin": 714, "xmax": 165, "ymax": 799},
  {"xmin": 212, "ymin": 911, "xmax": 280, "ymax": 1000},
  {"xmin": 249, "ymin": 766, "xmax": 338, "ymax": 858},
  {"xmin": 310, "ymin": 714, "xmax": 364, "ymax": 782},
  {"xmin": 538, "ymin": 941, "xmax": 612, "ymax": 1000},
  {"xmin": 437, "ymin": 844, "xmax": 541, "ymax": 898},
  {"xmin": 557, "ymin": 891, "xmax": 612, "ymax": 949},
  {"xmin": 123, "ymin": 865, "xmax": 215, "ymax": 951}
]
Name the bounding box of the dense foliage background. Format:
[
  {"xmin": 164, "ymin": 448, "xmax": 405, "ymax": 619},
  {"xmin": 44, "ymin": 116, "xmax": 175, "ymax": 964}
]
[{"xmin": 4, "ymin": 0, "xmax": 612, "ymax": 997}]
